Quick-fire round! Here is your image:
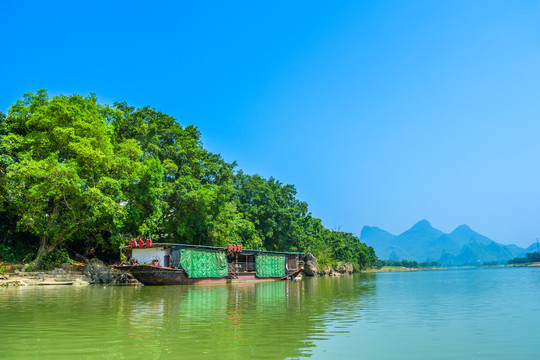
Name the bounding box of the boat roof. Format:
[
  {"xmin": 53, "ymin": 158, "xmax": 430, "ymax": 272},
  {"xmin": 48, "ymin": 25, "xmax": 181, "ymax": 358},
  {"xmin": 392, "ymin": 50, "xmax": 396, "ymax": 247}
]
[{"xmin": 122, "ymin": 242, "xmax": 303, "ymax": 255}]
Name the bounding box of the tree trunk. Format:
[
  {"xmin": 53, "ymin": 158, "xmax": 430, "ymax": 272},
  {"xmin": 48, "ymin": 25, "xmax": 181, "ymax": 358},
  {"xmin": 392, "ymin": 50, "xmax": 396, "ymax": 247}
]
[{"xmin": 32, "ymin": 234, "xmax": 53, "ymax": 268}]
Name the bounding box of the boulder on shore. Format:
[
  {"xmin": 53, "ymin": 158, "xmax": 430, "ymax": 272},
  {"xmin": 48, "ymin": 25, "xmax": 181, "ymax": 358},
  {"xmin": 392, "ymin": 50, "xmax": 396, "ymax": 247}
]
[
  {"xmin": 303, "ymin": 261, "xmax": 319, "ymax": 276},
  {"xmin": 301, "ymin": 254, "xmax": 355, "ymax": 277},
  {"xmin": 83, "ymin": 258, "xmax": 112, "ymax": 284},
  {"xmin": 304, "ymin": 253, "xmax": 319, "ymax": 267},
  {"xmin": 335, "ymin": 262, "xmax": 354, "ymax": 274},
  {"xmin": 303, "ymin": 252, "xmax": 320, "ymax": 276},
  {"xmin": 318, "ymin": 266, "xmax": 330, "ymax": 276}
]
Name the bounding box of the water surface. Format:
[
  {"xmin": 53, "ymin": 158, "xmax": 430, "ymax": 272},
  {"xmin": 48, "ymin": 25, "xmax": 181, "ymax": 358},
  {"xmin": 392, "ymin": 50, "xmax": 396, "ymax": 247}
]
[{"xmin": 1, "ymin": 267, "xmax": 538, "ymax": 359}]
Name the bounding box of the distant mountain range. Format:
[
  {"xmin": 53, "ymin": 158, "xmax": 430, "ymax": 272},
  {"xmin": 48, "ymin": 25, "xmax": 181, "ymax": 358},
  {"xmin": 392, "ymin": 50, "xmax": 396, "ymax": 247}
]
[{"xmin": 360, "ymin": 220, "xmax": 538, "ymax": 266}]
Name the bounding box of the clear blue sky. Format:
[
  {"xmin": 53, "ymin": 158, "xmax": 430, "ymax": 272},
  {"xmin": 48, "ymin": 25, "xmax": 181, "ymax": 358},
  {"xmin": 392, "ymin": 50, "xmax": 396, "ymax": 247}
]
[{"xmin": 2, "ymin": 1, "xmax": 539, "ymax": 248}]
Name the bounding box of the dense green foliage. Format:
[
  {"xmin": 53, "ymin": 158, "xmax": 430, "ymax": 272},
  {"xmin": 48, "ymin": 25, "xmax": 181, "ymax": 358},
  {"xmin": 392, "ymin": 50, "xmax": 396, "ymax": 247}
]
[
  {"xmin": 0, "ymin": 90, "xmax": 377, "ymax": 269},
  {"xmin": 507, "ymin": 252, "xmax": 540, "ymax": 265}
]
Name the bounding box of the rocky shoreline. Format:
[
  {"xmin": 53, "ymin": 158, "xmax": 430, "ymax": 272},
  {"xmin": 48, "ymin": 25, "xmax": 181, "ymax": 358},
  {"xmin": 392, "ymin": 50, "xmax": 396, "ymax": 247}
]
[
  {"xmin": 301, "ymin": 253, "xmax": 355, "ymax": 277},
  {"xmin": 0, "ymin": 259, "xmax": 134, "ymax": 287},
  {"xmin": 1, "ymin": 254, "xmax": 357, "ymax": 287}
]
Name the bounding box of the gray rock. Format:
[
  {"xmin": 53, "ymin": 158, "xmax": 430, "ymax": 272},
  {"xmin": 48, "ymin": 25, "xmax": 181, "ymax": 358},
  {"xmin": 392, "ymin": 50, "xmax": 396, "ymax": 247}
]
[
  {"xmin": 302, "ymin": 252, "xmax": 321, "ymax": 276},
  {"xmin": 6, "ymin": 264, "xmax": 24, "ymax": 273},
  {"xmin": 329, "ymin": 269, "xmax": 339, "ymax": 276},
  {"xmin": 303, "ymin": 260, "xmax": 319, "ymax": 276},
  {"xmin": 60, "ymin": 263, "xmax": 73, "ymax": 271},
  {"xmin": 83, "ymin": 258, "xmax": 112, "ymax": 284},
  {"xmin": 318, "ymin": 266, "xmax": 330, "ymax": 276},
  {"xmin": 335, "ymin": 262, "xmax": 354, "ymax": 274},
  {"xmin": 50, "ymin": 268, "xmax": 66, "ymax": 275},
  {"xmin": 303, "ymin": 253, "xmax": 319, "ymax": 267},
  {"xmin": 73, "ymin": 278, "xmax": 90, "ymax": 286}
]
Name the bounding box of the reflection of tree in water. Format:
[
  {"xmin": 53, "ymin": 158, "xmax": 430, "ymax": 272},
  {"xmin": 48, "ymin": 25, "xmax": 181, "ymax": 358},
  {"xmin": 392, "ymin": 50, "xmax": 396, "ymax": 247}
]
[
  {"xmin": 124, "ymin": 274, "xmax": 377, "ymax": 359},
  {"xmin": 0, "ymin": 275, "xmax": 375, "ymax": 359}
]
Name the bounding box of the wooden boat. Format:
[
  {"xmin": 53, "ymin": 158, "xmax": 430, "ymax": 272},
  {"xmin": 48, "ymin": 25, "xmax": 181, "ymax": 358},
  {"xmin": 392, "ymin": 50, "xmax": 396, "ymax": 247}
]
[{"xmin": 112, "ymin": 242, "xmax": 303, "ymax": 285}]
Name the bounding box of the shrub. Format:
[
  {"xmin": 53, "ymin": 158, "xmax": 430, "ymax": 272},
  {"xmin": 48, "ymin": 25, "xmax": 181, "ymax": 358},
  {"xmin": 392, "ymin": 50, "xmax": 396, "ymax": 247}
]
[
  {"xmin": 0, "ymin": 244, "xmax": 17, "ymax": 263},
  {"xmin": 38, "ymin": 248, "xmax": 73, "ymax": 270},
  {"xmin": 317, "ymin": 255, "xmax": 334, "ymax": 267},
  {"xmin": 25, "ymin": 263, "xmax": 35, "ymax": 272}
]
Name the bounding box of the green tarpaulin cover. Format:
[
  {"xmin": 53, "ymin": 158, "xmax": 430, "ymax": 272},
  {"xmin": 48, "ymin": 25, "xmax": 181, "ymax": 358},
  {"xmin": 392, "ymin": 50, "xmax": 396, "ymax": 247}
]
[
  {"xmin": 180, "ymin": 248, "xmax": 228, "ymax": 278},
  {"xmin": 256, "ymin": 253, "xmax": 286, "ymax": 277}
]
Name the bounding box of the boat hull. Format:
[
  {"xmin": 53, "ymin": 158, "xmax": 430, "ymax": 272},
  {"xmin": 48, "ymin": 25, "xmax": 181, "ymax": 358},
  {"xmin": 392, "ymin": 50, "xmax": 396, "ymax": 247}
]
[{"xmin": 114, "ymin": 264, "xmax": 291, "ymax": 285}]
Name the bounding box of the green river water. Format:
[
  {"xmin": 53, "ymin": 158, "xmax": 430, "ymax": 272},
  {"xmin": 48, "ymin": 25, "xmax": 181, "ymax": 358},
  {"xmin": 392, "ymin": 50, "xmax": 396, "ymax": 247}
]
[{"xmin": 1, "ymin": 267, "xmax": 539, "ymax": 359}]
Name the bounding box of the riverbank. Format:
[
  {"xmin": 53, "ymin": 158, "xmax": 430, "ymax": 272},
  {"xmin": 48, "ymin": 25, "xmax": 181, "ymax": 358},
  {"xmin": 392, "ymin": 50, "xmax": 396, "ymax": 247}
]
[
  {"xmin": 364, "ymin": 266, "xmax": 489, "ymax": 273},
  {"xmin": 2, "ymin": 254, "xmax": 356, "ymax": 287},
  {"xmin": 363, "ymin": 262, "xmax": 540, "ymax": 273},
  {"xmin": 0, "ymin": 268, "xmax": 91, "ymax": 287},
  {"xmin": 363, "ymin": 266, "xmax": 428, "ymax": 273},
  {"xmin": 507, "ymin": 262, "xmax": 540, "ymax": 267},
  {"xmin": 0, "ymin": 259, "xmax": 136, "ymax": 287}
]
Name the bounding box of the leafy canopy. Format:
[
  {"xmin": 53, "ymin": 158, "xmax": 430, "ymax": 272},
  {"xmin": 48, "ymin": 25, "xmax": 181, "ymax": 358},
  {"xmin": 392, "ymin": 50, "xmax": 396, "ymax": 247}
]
[{"xmin": 0, "ymin": 90, "xmax": 377, "ymax": 269}]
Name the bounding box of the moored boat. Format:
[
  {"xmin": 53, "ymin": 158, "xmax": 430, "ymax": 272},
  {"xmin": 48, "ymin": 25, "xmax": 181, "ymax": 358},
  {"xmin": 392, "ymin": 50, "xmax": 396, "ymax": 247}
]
[{"xmin": 113, "ymin": 242, "xmax": 303, "ymax": 285}]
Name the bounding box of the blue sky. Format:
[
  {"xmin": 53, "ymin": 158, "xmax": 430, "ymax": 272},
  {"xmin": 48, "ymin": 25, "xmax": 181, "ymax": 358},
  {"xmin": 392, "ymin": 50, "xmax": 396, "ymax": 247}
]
[{"xmin": 2, "ymin": 1, "xmax": 540, "ymax": 248}]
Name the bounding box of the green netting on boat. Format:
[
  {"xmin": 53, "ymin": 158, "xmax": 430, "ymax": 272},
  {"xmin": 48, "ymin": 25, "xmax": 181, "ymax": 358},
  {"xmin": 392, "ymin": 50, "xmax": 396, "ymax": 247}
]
[
  {"xmin": 256, "ymin": 253, "xmax": 286, "ymax": 278},
  {"xmin": 180, "ymin": 249, "xmax": 228, "ymax": 278}
]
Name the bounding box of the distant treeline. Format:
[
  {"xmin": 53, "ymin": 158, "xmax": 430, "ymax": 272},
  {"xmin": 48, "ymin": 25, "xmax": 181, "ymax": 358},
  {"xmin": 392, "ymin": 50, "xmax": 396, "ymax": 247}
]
[
  {"xmin": 508, "ymin": 252, "xmax": 540, "ymax": 265},
  {"xmin": 0, "ymin": 90, "xmax": 376, "ymax": 270},
  {"xmin": 377, "ymin": 259, "xmax": 441, "ymax": 268}
]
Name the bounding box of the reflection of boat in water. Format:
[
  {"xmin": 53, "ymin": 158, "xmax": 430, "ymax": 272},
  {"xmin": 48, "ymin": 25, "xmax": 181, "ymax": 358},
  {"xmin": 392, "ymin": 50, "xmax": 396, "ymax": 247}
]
[{"xmin": 113, "ymin": 242, "xmax": 303, "ymax": 285}]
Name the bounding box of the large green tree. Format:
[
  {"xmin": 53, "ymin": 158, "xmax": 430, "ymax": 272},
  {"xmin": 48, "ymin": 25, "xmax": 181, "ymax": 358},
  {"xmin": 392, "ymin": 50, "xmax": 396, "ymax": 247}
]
[
  {"xmin": 111, "ymin": 103, "xmax": 257, "ymax": 247},
  {"xmin": 4, "ymin": 91, "xmax": 133, "ymax": 265},
  {"xmin": 233, "ymin": 172, "xmax": 309, "ymax": 252},
  {"xmin": 0, "ymin": 111, "xmax": 13, "ymax": 177}
]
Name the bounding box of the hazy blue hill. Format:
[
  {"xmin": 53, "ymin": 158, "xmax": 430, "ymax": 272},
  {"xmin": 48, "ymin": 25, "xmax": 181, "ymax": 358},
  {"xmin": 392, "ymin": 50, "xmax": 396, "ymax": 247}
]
[
  {"xmin": 449, "ymin": 224, "xmax": 493, "ymax": 246},
  {"xmin": 452, "ymin": 241, "xmax": 484, "ymax": 266},
  {"xmin": 398, "ymin": 219, "xmax": 444, "ymax": 245},
  {"xmin": 361, "ymin": 220, "xmax": 445, "ymax": 261},
  {"xmin": 506, "ymin": 244, "xmax": 527, "ymax": 258},
  {"xmin": 485, "ymin": 241, "xmax": 514, "ymax": 262},
  {"xmin": 360, "ymin": 226, "xmax": 398, "ymax": 260},
  {"xmin": 506, "ymin": 243, "xmax": 540, "ymax": 260},
  {"xmin": 360, "ymin": 220, "xmax": 527, "ymax": 266},
  {"xmin": 525, "ymin": 242, "xmax": 540, "ymax": 253},
  {"xmin": 360, "ymin": 226, "xmax": 397, "ymax": 244},
  {"xmin": 386, "ymin": 246, "xmax": 414, "ymax": 261},
  {"xmin": 394, "ymin": 220, "xmax": 444, "ymax": 261},
  {"xmin": 438, "ymin": 250, "xmax": 459, "ymax": 266},
  {"xmin": 424, "ymin": 234, "xmax": 461, "ymax": 261},
  {"xmin": 445, "ymin": 240, "xmax": 515, "ymax": 266}
]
